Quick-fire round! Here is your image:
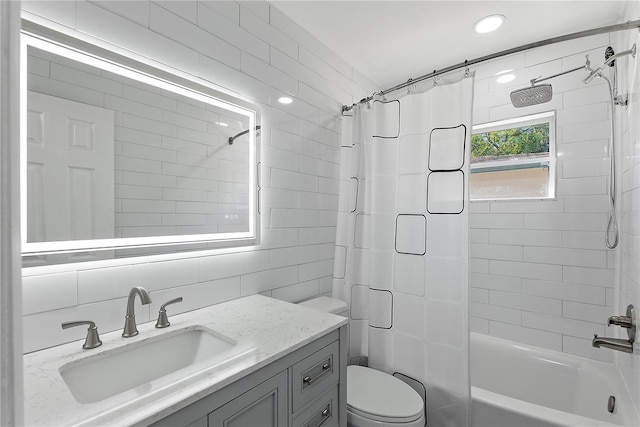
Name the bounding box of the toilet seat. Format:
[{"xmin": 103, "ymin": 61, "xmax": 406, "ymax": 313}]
[{"xmin": 347, "ymin": 366, "xmax": 424, "ymax": 423}]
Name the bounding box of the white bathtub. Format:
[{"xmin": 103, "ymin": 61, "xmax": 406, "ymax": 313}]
[{"xmin": 470, "ymin": 333, "xmax": 639, "ymax": 427}]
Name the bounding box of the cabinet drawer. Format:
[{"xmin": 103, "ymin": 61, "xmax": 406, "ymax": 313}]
[
  {"xmin": 291, "ymin": 340, "xmax": 339, "ymax": 412},
  {"xmin": 292, "ymin": 385, "xmax": 339, "ymax": 427}
]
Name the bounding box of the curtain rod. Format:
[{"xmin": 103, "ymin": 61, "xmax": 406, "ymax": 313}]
[{"xmin": 342, "ymin": 19, "xmax": 640, "ymax": 113}]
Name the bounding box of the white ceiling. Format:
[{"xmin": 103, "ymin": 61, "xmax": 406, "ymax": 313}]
[{"xmin": 272, "ymin": 1, "xmax": 634, "ymax": 89}]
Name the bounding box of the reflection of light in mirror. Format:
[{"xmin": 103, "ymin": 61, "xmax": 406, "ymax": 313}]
[{"xmin": 20, "ymin": 30, "xmax": 259, "ymax": 261}]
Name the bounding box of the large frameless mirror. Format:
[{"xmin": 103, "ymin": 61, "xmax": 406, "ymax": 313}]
[{"xmin": 21, "ymin": 22, "xmax": 260, "ymax": 267}]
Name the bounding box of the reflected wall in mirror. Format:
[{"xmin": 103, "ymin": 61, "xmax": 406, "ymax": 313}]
[{"xmin": 21, "ymin": 24, "xmax": 259, "ymax": 267}]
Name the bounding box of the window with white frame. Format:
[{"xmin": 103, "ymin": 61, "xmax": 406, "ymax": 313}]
[{"xmin": 470, "ymin": 111, "xmax": 556, "ymax": 200}]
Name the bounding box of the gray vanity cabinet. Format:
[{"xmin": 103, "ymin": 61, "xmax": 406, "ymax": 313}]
[
  {"xmin": 208, "ymin": 371, "xmax": 288, "ymax": 426},
  {"xmin": 153, "ymin": 326, "xmax": 347, "ymax": 427}
]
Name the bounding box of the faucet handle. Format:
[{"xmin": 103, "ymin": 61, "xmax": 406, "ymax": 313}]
[
  {"xmin": 608, "ymin": 315, "xmax": 632, "ymax": 328},
  {"xmin": 606, "ymin": 305, "xmax": 636, "ymax": 343},
  {"xmin": 62, "ymin": 320, "xmax": 102, "ymax": 350},
  {"xmin": 155, "ymin": 297, "xmax": 183, "ymax": 328}
]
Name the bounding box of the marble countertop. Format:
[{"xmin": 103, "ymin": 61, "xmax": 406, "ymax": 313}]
[{"xmin": 23, "ymin": 295, "xmax": 347, "ymax": 426}]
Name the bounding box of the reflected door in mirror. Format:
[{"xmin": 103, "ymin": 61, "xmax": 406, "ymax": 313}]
[{"xmin": 27, "ymin": 91, "xmax": 115, "ymax": 243}]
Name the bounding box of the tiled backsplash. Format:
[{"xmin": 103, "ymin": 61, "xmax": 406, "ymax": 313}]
[
  {"xmin": 21, "ymin": 0, "xmax": 376, "ymax": 353},
  {"xmin": 469, "ymin": 32, "xmax": 621, "ymax": 363}
]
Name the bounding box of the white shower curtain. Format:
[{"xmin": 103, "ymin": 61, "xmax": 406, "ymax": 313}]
[{"xmin": 333, "ymin": 72, "xmax": 474, "ymax": 427}]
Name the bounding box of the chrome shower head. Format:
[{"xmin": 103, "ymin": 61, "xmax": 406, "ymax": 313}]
[
  {"xmin": 510, "ymin": 56, "xmax": 593, "ymax": 108},
  {"xmin": 510, "ymin": 84, "xmax": 553, "ymax": 108}
]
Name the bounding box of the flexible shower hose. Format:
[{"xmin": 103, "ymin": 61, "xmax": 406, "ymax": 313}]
[{"xmin": 603, "ymin": 76, "xmax": 619, "ymax": 249}]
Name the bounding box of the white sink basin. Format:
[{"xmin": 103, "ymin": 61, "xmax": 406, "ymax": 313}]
[{"xmin": 59, "ymin": 326, "xmax": 252, "ymax": 404}]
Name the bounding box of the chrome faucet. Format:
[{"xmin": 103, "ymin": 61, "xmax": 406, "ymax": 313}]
[
  {"xmin": 592, "ymin": 304, "xmax": 635, "ymax": 354},
  {"xmin": 122, "ymin": 286, "xmax": 152, "ymax": 338}
]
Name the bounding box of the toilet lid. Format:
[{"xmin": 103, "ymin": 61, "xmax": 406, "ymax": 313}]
[{"xmin": 347, "ymin": 366, "xmax": 424, "ymax": 423}]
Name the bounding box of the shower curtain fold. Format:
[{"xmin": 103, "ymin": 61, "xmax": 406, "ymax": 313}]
[{"xmin": 333, "ymin": 73, "xmax": 474, "ymax": 427}]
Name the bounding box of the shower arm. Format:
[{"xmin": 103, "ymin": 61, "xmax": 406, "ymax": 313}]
[
  {"xmin": 530, "ymin": 59, "xmax": 591, "ymax": 86},
  {"xmin": 228, "ymin": 125, "xmax": 261, "ymax": 145},
  {"xmin": 583, "ymin": 44, "xmax": 637, "ymax": 84}
]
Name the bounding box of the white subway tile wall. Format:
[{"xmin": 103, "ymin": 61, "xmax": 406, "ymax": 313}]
[
  {"xmin": 470, "ymin": 32, "xmax": 622, "ymax": 363},
  {"xmin": 616, "ymin": 2, "xmax": 640, "ymax": 410},
  {"xmin": 19, "ymin": 1, "xmax": 640, "ymax": 385},
  {"xmin": 20, "ymin": 0, "xmax": 376, "ymax": 353}
]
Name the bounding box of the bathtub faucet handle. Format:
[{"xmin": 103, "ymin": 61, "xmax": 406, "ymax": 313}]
[
  {"xmin": 594, "ymin": 305, "xmax": 636, "ymax": 353},
  {"xmin": 606, "ymin": 305, "xmax": 636, "ymax": 343},
  {"xmin": 607, "ymin": 315, "xmax": 632, "ymax": 328}
]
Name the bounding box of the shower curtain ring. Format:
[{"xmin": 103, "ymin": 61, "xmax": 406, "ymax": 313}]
[
  {"xmin": 433, "ymin": 72, "xmax": 439, "ymax": 86},
  {"xmin": 406, "ymin": 78, "xmax": 413, "ymax": 94},
  {"xmin": 464, "ymin": 60, "xmax": 470, "ymax": 77}
]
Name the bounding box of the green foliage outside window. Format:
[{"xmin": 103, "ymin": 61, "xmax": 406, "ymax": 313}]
[{"xmin": 471, "ymin": 123, "xmax": 549, "ymax": 162}]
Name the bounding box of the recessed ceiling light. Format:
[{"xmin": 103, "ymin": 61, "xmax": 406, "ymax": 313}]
[
  {"xmin": 496, "ymin": 74, "xmax": 516, "ymax": 83},
  {"xmin": 216, "ymin": 122, "xmax": 228, "ymax": 127},
  {"xmin": 278, "ymin": 96, "xmax": 293, "ymax": 104},
  {"xmin": 474, "ymin": 14, "xmax": 505, "ymax": 34}
]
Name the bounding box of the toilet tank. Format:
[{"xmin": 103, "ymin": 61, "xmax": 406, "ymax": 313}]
[{"xmin": 298, "ymin": 296, "xmax": 349, "ymax": 318}]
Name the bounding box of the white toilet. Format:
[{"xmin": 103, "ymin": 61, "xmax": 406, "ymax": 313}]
[{"xmin": 299, "ymin": 297, "xmax": 426, "ymax": 427}]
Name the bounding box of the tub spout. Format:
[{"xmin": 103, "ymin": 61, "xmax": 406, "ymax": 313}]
[{"xmin": 592, "ymin": 334, "xmax": 634, "ymax": 353}]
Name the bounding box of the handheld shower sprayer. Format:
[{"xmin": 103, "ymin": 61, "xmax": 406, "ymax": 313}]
[
  {"xmin": 583, "ymin": 44, "xmax": 636, "ymax": 84},
  {"xmin": 509, "ymin": 43, "xmax": 637, "ymax": 249},
  {"xmin": 581, "ymin": 44, "xmax": 637, "ymax": 249},
  {"xmin": 605, "ymin": 46, "xmax": 616, "ymax": 66}
]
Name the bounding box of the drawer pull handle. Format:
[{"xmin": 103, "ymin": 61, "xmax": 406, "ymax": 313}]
[
  {"xmin": 313, "ymin": 406, "xmax": 331, "ymax": 427},
  {"xmin": 303, "ymin": 361, "xmax": 332, "ymax": 386}
]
